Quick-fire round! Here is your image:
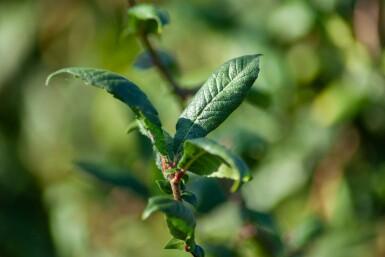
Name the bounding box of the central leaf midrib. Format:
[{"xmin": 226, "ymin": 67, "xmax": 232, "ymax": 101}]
[{"xmin": 176, "ymin": 62, "xmax": 253, "ymax": 153}]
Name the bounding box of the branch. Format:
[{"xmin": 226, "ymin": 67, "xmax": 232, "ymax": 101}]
[
  {"xmin": 138, "ymin": 32, "xmax": 187, "ymax": 100},
  {"xmin": 127, "ymin": 0, "xmax": 198, "ymax": 104}
]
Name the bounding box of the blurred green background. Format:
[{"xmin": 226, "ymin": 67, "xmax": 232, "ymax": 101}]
[{"xmin": 1, "ymin": 0, "xmax": 385, "ymax": 256}]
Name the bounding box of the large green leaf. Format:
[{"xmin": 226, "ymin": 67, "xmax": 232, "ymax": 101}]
[
  {"xmin": 46, "ymin": 68, "xmax": 169, "ymax": 158},
  {"xmin": 174, "ymin": 54, "xmax": 261, "ymax": 154},
  {"xmin": 126, "ymin": 4, "xmax": 170, "ymax": 35},
  {"xmin": 178, "ymin": 138, "xmax": 252, "ymax": 191},
  {"xmin": 142, "ymin": 196, "xmax": 196, "ymax": 241}
]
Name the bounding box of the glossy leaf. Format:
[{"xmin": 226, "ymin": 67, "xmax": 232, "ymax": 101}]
[
  {"xmin": 75, "ymin": 161, "xmax": 149, "ymax": 198},
  {"xmin": 127, "ymin": 4, "xmax": 170, "ymax": 35},
  {"xmin": 142, "ymin": 196, "xmax": 196, "ymax": 240},
  {"xmin": 178, "ymin": 138, "xmax": 252, "ymax": 191},
  {"xmin": 164, "ymin": 237, "xmax": 185, "ymax": 250},
  {"xmin": 46, "ymin": 68, "xmax": 169, "ymax": 158},
  {"xmin": 174, "ymin": 54, "xmax": 261, "ymax": 154}
]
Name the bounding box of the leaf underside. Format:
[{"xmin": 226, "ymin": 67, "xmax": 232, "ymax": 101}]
[
  {"xmin": 127, "ymin": 3, "xmax": 170, "ymax": 35},
  {"xmin": 164, "ymin": 237, "xmax": 185, "ymax": 250},
  {"xmin": 46, "ymin": 68, "xmax": 169, "ymax": 158},
  {"xmin": 174, "ymin": 54, "xmax": 261, "ymax": 154},
  {"xmin": 142, "ymin": 196, "xmax": 196, "ymax": 241},
  {"xmin": 178, "ymin": 138, "xmax": 252, "ymax": 191}
]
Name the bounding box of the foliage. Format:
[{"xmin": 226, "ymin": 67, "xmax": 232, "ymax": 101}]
[
  {"xmin": 47, "ymin": 50, "xmax": 260, "ymax": 255},
  {"xmin": 1, "ymin": 0, "xmax": 385, "ymax": 257}
]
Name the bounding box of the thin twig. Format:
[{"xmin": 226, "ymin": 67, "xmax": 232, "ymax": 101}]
[
  {"xmin": 138, "ymin": 32, "xmax": 184, "ymax": 98},
  {"xmin": 127, "ymin": 0, "xmax": 198, "ymax": 104}
]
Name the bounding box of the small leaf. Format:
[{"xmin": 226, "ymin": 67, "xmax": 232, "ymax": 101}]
[
  {"xmin": 142, "ymin": 196, "xmax": 196, "ymax": 240},
  {"xmin": 156, "ymin": 180, "xmax": 173, "ymax": 195},
  {"xmin": 246, "ymin": 87, "xmax": 271, "ymax": 109},
  {"xmin": 181, "ymin": 191, "xmax": 198, "ymax": 208},
  {"xmin": 174, "ymin": 54, "xmax": 261, "ymax": 154},
  {"xmin": 164, "ymin": 168, "xmax": 178, "ymax": 174},
  {"xmin": 134, "ymin": 50, "xmax": 179, "ymax": 75},
  {"xmin": 178, "ymin": 138, "xmax": 252, "ymax": 191},
  {"xmin": 164, "ymin": 237, "xmax": 185, "ymax": 250},
  {"xmin": 191, "ymin": 245, "xmax": 205, "ymax": 257},
  {"xmin": 46, "ymin": 68, "xmax": 170, "ymax": 159},
  {"xmin": 127, "ymin": 4, "xmax": 170, "ymax": 35},
  {"xmin": 181, "ymin": 173, "xmax": 190, "ymax": 185},
  {"xmin": 75, "ymin": 161, "xmax": 149, "ymax": 198}
]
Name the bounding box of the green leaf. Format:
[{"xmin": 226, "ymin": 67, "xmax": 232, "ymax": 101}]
[
  {"xmin": 142, "ymin": 196, "xmax": 196, "ymax": 240},
  {"xmin": 173, "ymin": 54, "xmax": 261, "ymax": 154},
  {"xmin": 127, "ymin": 4, "xmax": 170, "ymax": 35},
  {"xmin": 164, "ymin": 237, "xmax": 186, "ymax": 250},
  {"xmin": 134, "ymin": 50, "xmax": 179, "ymax": 75},
  {"xmin": 181, "ymin": 173, "xmax": 189, "ymax": 185},
  {"xmin": 181, "ymin": 191, "xmax": 198, "ymax": 208},
  {"xmin": 156, "ymin": 180, "xmax": 173, "ymax": 195},
  {"xmin": 178, "ymin": 138, "xmax": 252, "ymax": 191},
  {"xmin": 191, "ymin": 245, "xmax": 205, "ymax": 257},
  {"xmin": 46, "ymin": 68, "xmax": 169, "ymax": 158},
  {"xmin": 75, "ymin": 161, "xmax": 149, "ymax": 198}
]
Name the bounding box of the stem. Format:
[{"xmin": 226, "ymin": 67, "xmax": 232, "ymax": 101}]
[
  {"xmin": 170, "ymin": 179, "xmax": 182, "ymax": 201},
  {"xmin": 138, "ymin": 32, "xmax": 185, "ymax": 98},
  {"xmin": 167, "ymin": 169, "xmax": 187, "ymax": 201},
  {"xmin": 127, "ymin": 0, "xmax": 197, "ymax": 104}
]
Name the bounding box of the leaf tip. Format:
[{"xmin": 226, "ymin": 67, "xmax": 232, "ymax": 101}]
[
  {"xmin": 141, "ymin": 209, "xmax": 151, "ymax": 220},
  {"xmin": 45, "ymin": 72, "xmax": 57, "ymax": 86},
  {"xmin": 45, "ymin": 68, "xmax": 73, "ymax": 86}
]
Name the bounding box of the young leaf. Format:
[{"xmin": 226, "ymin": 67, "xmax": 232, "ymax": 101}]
[
  {"xmin": 156, "ymin": 180, "xmax": 173, "ymax": 195},
  {"xmin": 191, "ymin": 245, "xmax": 205, "ymax": 257},
  {"xmin": 134, "ymin": 50, "xmax": 179, "ymax": 75},
  {"xmin": 46, "ymin": 68, "xmax": 169, "ymax": 158},
  {"xmin": 142, "ymin": 196, "xmax": 196, "ymax": 240},
  {"xmin": 127, "ymin": 4, "xmax": 170, "ymax": 36},
  {"xmin": 75, "ymin": 161, "xmax": 150, "ymax": 198},
  {"xmin": 164, "ymin": 237, "xmax": 186, "ymax": 250},
  {"xmin": 181, "ymin": 173, "xmax": 190, "ymax": 185},
  {"xmin": 174, "ymin": 54, "xmax": 261, "ymax": 154},
  {"xmin": 178, "ymin": 138, "xmax": 252, "ymax": 191},
  {"xmin": 181, "ymin": 191, "xmax": 198, "ymax": 208}
]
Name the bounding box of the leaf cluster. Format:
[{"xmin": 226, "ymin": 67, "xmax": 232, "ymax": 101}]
[{"xmin": 46, "ymin": 3, "xmax": 261, "ymax": 256}]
